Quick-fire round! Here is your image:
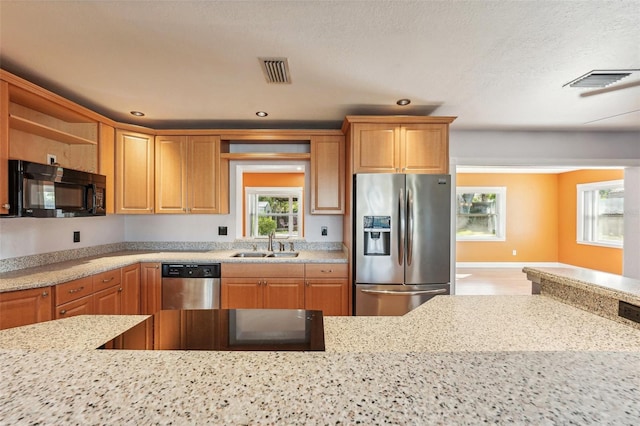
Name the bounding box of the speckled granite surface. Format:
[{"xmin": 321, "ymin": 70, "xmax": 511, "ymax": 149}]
[
  {"xmin": 0, "ymin": 247, "xmax": 347, "ymax": 293},
  {"xmin": 1, "ymin": 296, "xmax": 640, "ymax": 423},
  {"xmin": 1, "ymin": 349, "xmax": 639, "ymax": 424},
  {"xmin": 524, "ymin": 266, "xmax": 640, "ymax": 330}
]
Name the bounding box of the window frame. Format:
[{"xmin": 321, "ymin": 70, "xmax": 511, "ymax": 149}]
[
  {"xmin": 576, "ymin": 179, "xmax": 623, "ymax": 248},
  {"xmin": 456, "ymin": 186, "xmax": 507, "ymax": 242},
  {"xmin": 245, "ymin": 186, "xmax": 303, "ymax": 238}
]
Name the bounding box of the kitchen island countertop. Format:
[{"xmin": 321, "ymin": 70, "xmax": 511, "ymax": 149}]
[{"xmin": 1, "ymin": 295, "xmax": 640, "ymax": 423}]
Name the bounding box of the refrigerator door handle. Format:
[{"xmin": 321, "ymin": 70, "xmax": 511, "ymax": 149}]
[
  {"xmin": 398, "ymin": 189, "xmax": 405, "ymax": 265},
  {"xmin": 360, "ymin": 289, "xmax": 448, "ymax": 296},
  {"xmin": 407, "ymin": 188, "xmax": 414, "ymax": 266}
]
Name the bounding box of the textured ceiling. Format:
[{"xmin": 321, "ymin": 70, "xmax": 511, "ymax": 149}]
[{"xmin": 1, "ymin": 0, "xmax": 639, "ymax": 130}]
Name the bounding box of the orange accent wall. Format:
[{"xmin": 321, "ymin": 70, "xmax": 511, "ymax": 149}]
[
  {"xmin": 242, "ymin": 173, "xmax": 305, "ymax": 236},
  {"xmin": 456, "ymin": 174, "xmax": 559, "ymax": 262},
  {"xmin": 557, "ymin": 169, "xmax": 623, "ymax": 274}
]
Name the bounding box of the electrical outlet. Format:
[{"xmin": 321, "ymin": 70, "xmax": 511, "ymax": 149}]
[
  {"xmin": 73, "ymin": 231, "xmax": 80, "ymax": 243},
  {"xmin": 512, "ymin": 249, "xmax": 517, "ymax": 256},
  {"xmin": 321, "ymin": 226, "xmax": 328, "ymax": 236},
  {"xmin": 218, "ymin": 226, "xmax": 228, "ymax": 236},
  {"xmin": 47, "ymin": 154, "xmax": 57, "ymax": 165}
]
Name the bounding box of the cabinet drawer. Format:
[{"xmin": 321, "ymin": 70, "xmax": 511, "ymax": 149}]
[
  {"xmin": 56, "ymin": 294, "xmax": 94, "ymax": 319},
  {"xmin": 93, "ymin": 268, "xmax": 122, "ymax": 292},
  {"xmin": 55, "ymin": 276, "xmax": 93, "ymax": 306},
  {"xmin": 222, "ymin": 263, "xmax": 304, "ymax": 278},
  {"xmin": 305, "ymin": 263, "xmax": 348, "ymax": 279}
]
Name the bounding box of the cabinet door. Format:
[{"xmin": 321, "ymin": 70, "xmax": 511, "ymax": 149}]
[
  {"xmin": 352, "ymin": 123, "xmax": 400, "ymax": 173},
  {"xmin": 121, "ymin": 264, "xmax": 141, "ymax": 315},
  {"xmin": 98, "ymin": 123, "xmax": 116, "ymax": 214},
  {"xmin": 0, "ymin": 286, "xmax": 53, "ymax": 330},
  {"xmin": 94, "ymin": 285, "xmax": 122, "ymax": 315},
  {"xmin": 155, "ymin": 135, "xmax": 188, "ymax": 213},
  {"xmin": 400, "ymin": 124, "xmax": 449, "ymax": 174},
  {"xmin": 188, "ymin": 135, "xmax": 223, "ymax": 214},
  {"xmin": 263, "ymin": 279, "xmax": 305, "ymax": 309},
  {"xmin": 304, "ymin": 279, "xmax": 349, "ymax": 316},
  {"xmin": 115, "ymin": 130, "xmax": 155, "ymax": 214},
  {"xmin": 0, "ymin": 81, "xmax": 9, "ymax": 215},
  {"xmin": 56, "ymin": 295, "xmax": 94, "ymax": 319},
  {"xmin": 310, "ymin": 135, "xmax": 345, "ymax": 214},
  {"xmin": 140, "ymin": 262, "xmax": 162, "ymax": 315},
  {"xmin": 221, "ymin": 278, "xmax": 262, "ymax": 309}
]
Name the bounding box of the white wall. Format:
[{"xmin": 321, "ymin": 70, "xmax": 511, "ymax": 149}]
[
  {"xmin": 0, "ymin": 215, "xmax": 125, "ymax": 259},
  {"xmin": 624, "ymin": 167, "xmax": 640, "ymax": 279}
]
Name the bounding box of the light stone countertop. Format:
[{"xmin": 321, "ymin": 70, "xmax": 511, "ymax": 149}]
[
  {"xmin": 0, "ymin": 249, "xmax": 347, "ymax": 293},
  {"xmin": 1, "ymin": 295, "xmax": 640, "ymax": 423}
]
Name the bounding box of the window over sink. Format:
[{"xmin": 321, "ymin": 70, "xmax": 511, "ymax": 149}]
[{"xmin": 246, "ymin": 187, "xmax": 302, "ymax": 238}]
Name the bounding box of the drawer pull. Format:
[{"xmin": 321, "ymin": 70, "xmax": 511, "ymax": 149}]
[
  {"xmin": 41, "ymin": 291, "xmax": 49, "ymax": 297},
  {"xmin": 60, "ymin": 309, "xmax": 67, "ymax": 315},
  {"xmin": 102, "ymin": 277, "xmax": 114, "ymax": 283},
  {"xmin": 321, "ymin": 269, "xmax": 333, "ymax": 273},
  {"xmin": 118, "ymin": 287, "xmax": 123, "ymax": 292},
  {"xmin": 68, "ymin": 286, "xmax": 85, "ymax": 294}
]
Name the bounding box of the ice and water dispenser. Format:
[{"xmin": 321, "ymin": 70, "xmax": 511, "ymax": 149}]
[{"xmin": 363, "ymin": 216, "xmax": 391, "ymax": 256}]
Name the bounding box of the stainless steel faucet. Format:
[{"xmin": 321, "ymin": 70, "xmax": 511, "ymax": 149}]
[
  {"xmin": 268, "ymin": 232, "xmax": 275, "ymax": 252},
  {"xmin": 278, "ymin": 241, "xmax": 285, "ymax": 252}
]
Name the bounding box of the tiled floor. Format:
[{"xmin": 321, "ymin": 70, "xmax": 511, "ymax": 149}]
[{"xmin": 454, "ymin": 268, "xmax": 532, "ymax": 295}]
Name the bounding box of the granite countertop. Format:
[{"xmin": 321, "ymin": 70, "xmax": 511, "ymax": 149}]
[
  {"xmin": 0, "ymin": 248, "xmax": 347, "ymax": 293},
  {"xmin": 1, "ymin": 295, "xmax": 640, "ymax": 423}
]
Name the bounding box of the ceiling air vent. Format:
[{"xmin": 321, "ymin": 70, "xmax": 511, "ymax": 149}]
[
  {"xmin": 259, "ymin": 58, "xmax": 291, "ymax": 84},
  {"xmin": 564, "ymin": 70, "xmax": 633, "ymax": 88}
]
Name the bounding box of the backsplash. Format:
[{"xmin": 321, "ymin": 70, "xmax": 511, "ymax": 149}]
[{"xmin": 0, "ymin": 240, "xmax": 345, "ymax": 273}]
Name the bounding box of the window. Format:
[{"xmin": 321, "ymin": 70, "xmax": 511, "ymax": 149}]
[
  {"xmin": 456, "ymin": 187, "xmax": 506, "ymax": 241},
  {"xmin": 246, "ymin": 187, "xmax": 302, "ymax": 238},
  {"xmin": 577, "ymin": 180, "xmax": 623, "ymax": 247}
]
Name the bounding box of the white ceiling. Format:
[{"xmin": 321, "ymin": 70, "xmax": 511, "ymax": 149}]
[{"xmin": 1, "ymin": 0, "xmax": 639, "ymax": 131}]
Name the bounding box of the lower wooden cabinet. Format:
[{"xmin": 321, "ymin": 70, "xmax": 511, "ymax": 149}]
[
  {"xmin": 140, "ymin": 262, "xmax": 162, "ymax": 315},
  {"xmin": 221, "ymin": 264, "xmax": 305, "ymax": 309},
  {"xmin": 121, "ymin": 264, "xmax": 141, "ymax": 315},
  {"xmin": 304, "ymin": 264, "xmax": 349, "ymax": 316},
  {"xmin": 0, "ymin": 286, "xmax": 53, "ymax": 330},
  {"xmin": 221, "ymin": 262, "xmax": 349, "ymax": 316}
]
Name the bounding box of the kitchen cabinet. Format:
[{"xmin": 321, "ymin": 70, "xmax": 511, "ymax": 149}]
[
  {"xmin": 140, "ymin": 262, "xmax": 162, "ymax": 315},
  {"xmin": 0, "ymin": 286, "xmax": 53, "ymax": 330},
  {"xmin": 55, "ymin": 276, "xmax": 94, "ymax": 319},
  {"xmin": 92, "ymin": 268, "xmax": 122, "ymax": 315},
  {"xmin": 155, "ymin": 135, "xmax": 227, "ymax": 214},
  {"xmin": 310, "ymin": 135, "xmax": 345, "ymax": 214},
  {"xmin": 98, "ymin": 123, "xmax": 116, "ymax": 214},
  {"xmin": 121, "ymin": 264, "xmax": 141, "ymax": 315},
  {"xmin": 0, "ymin": 81, "xmax": 9, "ymax": 215},
  {"xmin": 115, "ymin": 129, "xmax": 155, "ymax": 214},
  {"xmin": 221, "ymin": 263, "xmax": 305, "ymax": 309},
  {"xmin": 304, "ymin": 263, "xmax": 349, "ymax": 316},
  {"xmin": 343, "ymin": 116, "xmax": 455, "ymax": 174}
]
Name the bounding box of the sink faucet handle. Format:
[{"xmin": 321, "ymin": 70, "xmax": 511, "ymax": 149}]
[
  {"xmin": 252, "ymin": 244, "xmax": 257, "ymax": 251},
  {"xmin": 289, "ymin": 242, "xmax": 295, "ymax": 252},
  {"xmin": 278, "ymin": 241, "xmax": 285, "ymax": 252}
]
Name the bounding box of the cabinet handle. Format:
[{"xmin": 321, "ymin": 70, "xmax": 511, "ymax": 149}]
[
  {"xmin": 42, "ymin": 291, "xmax": 49, "ymax": 297},
  {"xmin": 60, "ymin": 309, "xmax": 67, "ymax": 315},
  {"xmin": 102, "ymin": 277, "xmax": 114, "ymax": 283},
  {"xmin": 305, "ymin": 280, "xmax": 310, "ymax": 287},
  {"xmin": 257, "ymin": 280, "xmax": 261, "ymax": 286},
  {"xmin": 263, "ymin": 280, "xmax": 267, "ymax": 286},
  {"xmin": 118, "ymin": 287, "xmax": 123, "ymax": 292},
  {"xmin": 1, "ymin": 203, "xmax": 10, "ymax": 210},
  {"xmin": 321, "ymin": 269, "xmax": 333, "ymax": 273},
  {"xmin": 68, "ymin": 286, "xmax": 84, "ymax": 294},
  {"xmin": 155, "ymin": 265, "xmax": 160, "ymax": 269}
]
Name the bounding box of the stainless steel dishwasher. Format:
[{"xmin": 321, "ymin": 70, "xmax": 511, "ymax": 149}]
[{"xmin": 161, "ymin": 264, "xmax": 221, "ymax": 310}]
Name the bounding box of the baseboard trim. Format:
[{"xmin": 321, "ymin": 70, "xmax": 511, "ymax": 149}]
[{"xmin": 456, "ymin": 262, "xmax": 568, "ymax": 268}]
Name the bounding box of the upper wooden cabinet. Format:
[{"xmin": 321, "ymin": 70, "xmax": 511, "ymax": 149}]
[
  {"xmin": 343, "ymin": 116, "xmax": 455, "ymax": 174},
  {"xmin": 155, "ymin": 135, "xmax": 228, "ymax": 214},
  {"xmin": 115, "ymin": 129, "xmax": 155, "ymax": 214},
  {"xmin": 310, "ymin": 135, "xmax": 345, "ymax": 214}
]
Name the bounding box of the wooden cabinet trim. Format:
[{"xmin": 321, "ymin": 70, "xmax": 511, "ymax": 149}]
[{"xmin": 222, "ymin": 263, "xmax": 305, "ymax": 278}]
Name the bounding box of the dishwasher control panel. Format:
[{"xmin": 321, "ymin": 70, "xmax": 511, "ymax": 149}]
[{"xmin": 162, "ymin": 263, "xmax": 221, "ymax": 278}]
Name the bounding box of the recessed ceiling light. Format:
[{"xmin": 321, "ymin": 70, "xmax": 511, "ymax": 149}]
[
  {"xmin": 396, "ymin": 99, "xmax": 411, "ymax": 106},
  {"xmin": 256, "ymin": 111, "xmax": 268, "ymax": 117},
  {"xmin": 130, "ymin": 111, "xmax": 145, "ymax": 117}
]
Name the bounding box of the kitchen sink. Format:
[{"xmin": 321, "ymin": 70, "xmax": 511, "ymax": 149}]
[
  {"xmin": 267, "ymin": 252, "xmax": 299, "ymax": 258},
  {"xmin": 231, "ymin": 252, "xmax": 270, "ymax": 258}
]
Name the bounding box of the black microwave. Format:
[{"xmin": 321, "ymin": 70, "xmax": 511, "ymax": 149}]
[{"xmin": 4, "ymin": 160, "xmax": 106, "ymax": 218}]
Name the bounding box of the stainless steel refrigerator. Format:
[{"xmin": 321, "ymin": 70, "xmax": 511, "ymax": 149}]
[{"xmin": 354, "ymin": 173, "xmax": 451, "ymax": 315}]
